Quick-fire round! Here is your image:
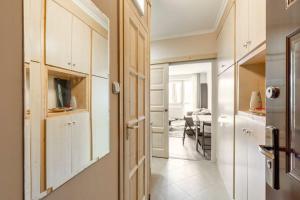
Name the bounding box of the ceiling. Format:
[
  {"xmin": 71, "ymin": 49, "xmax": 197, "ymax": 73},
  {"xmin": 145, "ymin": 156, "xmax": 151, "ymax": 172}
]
[{"xmin": 151, "ymin": 0, "xmax": 227, "ymax": 41}]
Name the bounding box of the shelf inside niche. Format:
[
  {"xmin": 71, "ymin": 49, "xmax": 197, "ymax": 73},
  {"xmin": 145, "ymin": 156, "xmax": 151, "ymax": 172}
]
[
  {"xmin": 47, "ymin": 67, "xmax": 89, "ymax": 117},
  {"xmin": 238, "ymin": 48, "xmax": 266, "ymax": 116}
]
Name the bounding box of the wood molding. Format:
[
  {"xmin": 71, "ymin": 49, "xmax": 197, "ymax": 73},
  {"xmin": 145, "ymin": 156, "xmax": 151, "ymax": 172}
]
[{"xmin": 151, "ymin": 53, "xmax": 217, "ymax": 65}]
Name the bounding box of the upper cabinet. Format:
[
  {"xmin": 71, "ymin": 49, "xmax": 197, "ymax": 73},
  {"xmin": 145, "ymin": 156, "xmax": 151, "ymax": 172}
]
[
  {"xmin": 24, "ymin": 0, "xmax": 43, "ymax": 63},
  {"xmin": 46, "ymin": 0, "xmax": 72, "ymax": 70},
  {"xmin": 236, "ymin": 0, "xmax": 266, "ymax": 61},
  {"xmin": 92, "ymin": 31, "xmax": 109, "ymax": 77},
  {"xmin": 46, "ymin": 0, "xmax": 91, "ymax": 74},
  {"xmin": 217, "ymin": 4, "xmax": 235, "ymax": 74}
]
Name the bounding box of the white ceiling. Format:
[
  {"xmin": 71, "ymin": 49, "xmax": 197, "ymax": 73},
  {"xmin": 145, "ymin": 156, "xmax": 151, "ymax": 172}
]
[{"xmin": 151, "ymin": 0, "xmax": 227, "ymax": 41}]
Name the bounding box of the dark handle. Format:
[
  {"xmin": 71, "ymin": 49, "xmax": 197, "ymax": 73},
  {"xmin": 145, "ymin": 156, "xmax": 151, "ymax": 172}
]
[
  {"xmin": 258, "ymin": 126, "xmax": 280, "ymax": 190},
  {"xmin": 164, "ymin": 109, "xmax": 168, "ymax": 112}
]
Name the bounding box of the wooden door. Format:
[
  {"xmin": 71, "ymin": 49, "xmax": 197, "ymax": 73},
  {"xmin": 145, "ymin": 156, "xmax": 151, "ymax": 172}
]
[
  {"xmin": 71, "ymin": 112, "xmax": 91, "ymax": 173},
  {"xmin": 217, "ymin": 66, "xmax": 235, "ymax": 199},
  {"xmin": 247, "ymin": 119, "xmax": 266, "ymax": 200},
  {"xmin": 236, "ymin": 0, "xmax": 249, "ymax": 61},
  {"xmin": 46, "ymin": 115, "xmax": 72, "ymax": 188},
  {"xmin": 124, "ymin": 3, "xmax": 148, "ymax": 200},
  {"xmin": 150, "ymin": 64, "xmax": 169, "ymax": 158},
  {"xmin": 235, "ymin": 115, "xmax": 248, "ymax": 200},
  {"xmin": 91, "ymin": 76, "xmax": 110, "ymax": 160},
  {"xmin": 46, "ymin": 0, "xmax": 72, "ymax": 69},
  {"xmin": 248, "ymin": 0, "xmax": 266, "ymax": 52},
  {"xmin": 72, "ymin": 16, "xmax": 91, "ymax": 74},
  {"xmin": 92, "ymin": 30, "xmax": 109, "ymax": 77}
]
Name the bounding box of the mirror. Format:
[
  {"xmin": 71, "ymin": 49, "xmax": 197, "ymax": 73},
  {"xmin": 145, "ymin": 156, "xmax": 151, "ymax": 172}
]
[{"xmin": 23, "ymin": 0, "xmax": 110, "ymax": 199}]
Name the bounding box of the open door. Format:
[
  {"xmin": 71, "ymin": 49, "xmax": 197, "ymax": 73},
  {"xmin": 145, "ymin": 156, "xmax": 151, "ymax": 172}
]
[{"xmin": 150, "ymin": 64, "xmax": 169, "ymax": 158}]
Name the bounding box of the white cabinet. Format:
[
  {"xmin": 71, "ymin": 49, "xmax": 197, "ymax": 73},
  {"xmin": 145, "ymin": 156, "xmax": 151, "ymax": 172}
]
[
  {"xmin": 72, "ymin": 17, "xmax": 91, "ymax": 74},
  {"xmin": 46, "ymin": 0, "xmax": 91, "ymax": 73},
  {"xmin": 46, "ymin": 0, "xmax": 72, "ymax": 70},
  {"xmin": 217, "ymin": 4, "xmax": 235, "ymax": 74},
  {"xmin": 92, "ymin": 31, "xmax": 109, "ymax": 77},
  {"xmin": 71, "ymin": 112, "xmax": 91, "ymax": 173},
  {"xmin": 235, "ymin": 114, "xmax": 266, "ymax": 200},
  {"xmin": 91, "ymin": 76, "xmax": 110, "ymax": 159},
  {"xmin": 24, "ymin": 0, "xmax": 43, "ymax": 63},
  {"xmin": 217, "ymin": 66, "xmax": 235, "ymax": 199},
  {"xmin": 46, "ymin": 115, "xmax": 72, "ymax": 188},
  {"xmin": 46, "ymin": 112, "xmax": 91, "ymax": 188},
  {"xmin": 236, "ymin": 0, "xmax": 266, "ymax": 61}
]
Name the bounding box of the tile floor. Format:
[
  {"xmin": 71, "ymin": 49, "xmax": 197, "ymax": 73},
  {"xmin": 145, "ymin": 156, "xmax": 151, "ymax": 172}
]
[{"xmin": 150, "ymin": 157, "xmax": 230, "ymax": 200}]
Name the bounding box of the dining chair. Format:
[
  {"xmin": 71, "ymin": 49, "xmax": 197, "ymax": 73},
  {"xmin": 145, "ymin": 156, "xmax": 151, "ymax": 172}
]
[
  {"xmin": 183, "ymin": 116, "xmax": 201, "ymax": 145},
  {"xmin": 201, "ymin": 122, "xmax": 212, "ymax": 160}
]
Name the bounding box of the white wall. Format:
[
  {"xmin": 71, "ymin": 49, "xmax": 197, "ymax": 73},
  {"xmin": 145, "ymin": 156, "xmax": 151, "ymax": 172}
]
[{"xmin": 151, "ymin": 33, "xmax": 217, "ymax": 63}]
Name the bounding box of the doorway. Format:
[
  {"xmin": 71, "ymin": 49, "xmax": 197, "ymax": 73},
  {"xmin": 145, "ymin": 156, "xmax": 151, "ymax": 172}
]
[{"xmin": 150, "ymin": 61, "xmax": 215, "ymax": 161}]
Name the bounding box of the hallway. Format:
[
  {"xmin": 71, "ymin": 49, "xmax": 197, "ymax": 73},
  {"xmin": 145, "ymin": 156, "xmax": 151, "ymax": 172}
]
[{"xmin": 151, "ymin": 158, "xmax": 229, "ymax": 200}]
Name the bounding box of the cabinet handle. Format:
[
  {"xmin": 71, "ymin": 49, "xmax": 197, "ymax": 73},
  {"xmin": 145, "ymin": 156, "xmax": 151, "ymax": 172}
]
[
  {"xmin": 72, "ymin": 64, "xmax": 76, "ymax": 67},
  {"xmin": 67, "ymin": 122, "xmax": 72, "ymax": 126},
  {"xmin": 221, "ymin": 64, "xmax": 226, "ymax": 68},
  {"xmin": 243, "ymin": 43, "xmax": 248, "ymax": 48},
  {"xmin": 247, "ymin": 40, "xmax": 252, "ymax": 46},
  {"xmin": 72, "ymin": 121, "xmax": 76, "ymax": 125},
  {"xmin": 67, "ymin": 62, "xmax": 71, "ymax": 65}
]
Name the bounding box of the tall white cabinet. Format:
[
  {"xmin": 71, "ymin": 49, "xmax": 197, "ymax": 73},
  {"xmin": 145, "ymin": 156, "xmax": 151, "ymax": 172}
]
[{"xmin": 217, "ymin": 66, "xmax": 235, "ymax": 199}]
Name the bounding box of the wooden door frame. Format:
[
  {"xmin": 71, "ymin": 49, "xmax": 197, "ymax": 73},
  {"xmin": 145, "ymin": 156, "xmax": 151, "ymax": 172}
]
[{"xmin": 118, "ymin": 0, "xmax": 152, "ymax": 200}]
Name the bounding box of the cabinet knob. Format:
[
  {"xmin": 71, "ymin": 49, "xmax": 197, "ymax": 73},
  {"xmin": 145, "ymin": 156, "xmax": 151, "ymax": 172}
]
[
  {"xmin": 72, "ymin": 64, "xmax": 76, "ymax": 67},
  {"xmin": 243, "ymin": 43, "xmax": 248, "ymax": 48},
  {"xmin": 266, "ymin": 87, "xmax": 280, "ymax": 99},
  {"xmin": 247, "ymin": 41, "xmax": 252, "ymax": 46},
  {"xmin": 67, "ymin": 122, "xmax": 72, "ymax": 126},
  {"xmin": 67, "ymin": 62, "xmax": 71, "ymax": 65}
]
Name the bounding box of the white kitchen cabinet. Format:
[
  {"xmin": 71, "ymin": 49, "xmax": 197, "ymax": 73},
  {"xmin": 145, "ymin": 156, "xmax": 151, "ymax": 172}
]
[
  {"xmin": 46, "ymin": 0, "xmax": 91, "ymax": 74},
  {"xmin": 217, "ymin": 4, "xmax": 235, "ymax": 74},
  {"xmin": 72, "ymin": 17, "xmax": 91, "ymax": 74},
  {"xmin": 46, "ymin": 112, "xmax": 91, "ymax": 188},
  {"xmin": 46, "ymin": 115, "xmax": 72, "ymax": 188},
  {"xmin": 217, "ymin": 66, "xmax": 235, "ymax": 199},
  {"xmin": 46, "ymin": 0, "xmax": 72, "ymax": 70},
  {"xmin": 236, "ymin": 0, "xmax": 266, "ymax": 61},
  {"xmin": 92, "ymin": 31, "xmax": 109, "ymax": 77},
  {"xmin": 235, "ymin": 113, "xmax": 266, "ymax": 200},
  {"xmin": 71, "ymin": 112, "xmax": 91, "ymax": 173},
  {"xmin": 91, "ymin": 76, "xmax": 110, "ymax": 159}
]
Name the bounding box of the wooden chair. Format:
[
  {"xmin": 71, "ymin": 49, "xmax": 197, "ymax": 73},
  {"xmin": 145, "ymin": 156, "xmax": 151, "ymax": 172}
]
[
  {"xmin": 183, "ymin": 116, "xmax": 201, "ymax": 145},
  {"xmin": 201, "ymin": 122, "xmax": 212, "ymax": 159}
]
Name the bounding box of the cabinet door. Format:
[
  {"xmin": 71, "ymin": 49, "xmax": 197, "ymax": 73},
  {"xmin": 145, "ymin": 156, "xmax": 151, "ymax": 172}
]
[
  {"xmin": 248, "ymin": 0, "xmax": 266, "ymax": 52},
  {"xmin": 46, "ymin": 115, "xmax": 72, "ymax": 188},
  {"xmin": 46, "ymin": 0, "xmax": 72, "ymax": 69},
  {"xmin": 92, "ymin": 31, "xmax": 109, "ymax": 77},
  {"xmin": 71, "ymin": 112, "xmax": 91, "ymax": 173},
  {"xmin": 236, "ymin": 0, "xmax": 249, "ymax": 61},
  {"xmin": 30, "ymin": 0, "xmax": 43, "ymax": 62},
  {"xmin": 248, "ymin": 120, "xmax": 266, "ymax": 200},
  {"xmin": 217, "ymin": 5, "xmax": 235, "ymax": 74},
  {"xmin": 24, "ymin": 0, "xmax": 31, "ymax": 63},
  {"xmin": 71, "ymin": 16, "xmax": 91, "ymax": 74},
  {"xmin": 235, "ymin": 115, "xmax": 248, "ymax": 200},
  {"xmin": 217, "ymin": 66, "xmax": 235, "ymax": 199},
  {"xmin": 91, "ymin": 76, "xmax": 110, "ymax": 159}
]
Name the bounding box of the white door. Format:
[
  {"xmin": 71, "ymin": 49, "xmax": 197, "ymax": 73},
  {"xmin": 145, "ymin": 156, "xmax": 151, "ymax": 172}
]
[
  {"xmin": 71, "ymin": 112, "xmax": 91, "ymax": 173},
  {"xmin": 71, "ymin": 16, "xmax": 91, "ymax": 74},
  {"xmin": 150, "ymin": 64, "xmax": 169, "ymax": 158},
  {"xmin": 46, "ymin": 0, "xmax": 72, "ymax": 69}
]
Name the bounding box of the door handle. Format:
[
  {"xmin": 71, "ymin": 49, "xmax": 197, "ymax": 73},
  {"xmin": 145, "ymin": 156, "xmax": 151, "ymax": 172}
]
[{"xmin": 258, "ymin": 126, "xmax": 280, "ymax": 190}]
